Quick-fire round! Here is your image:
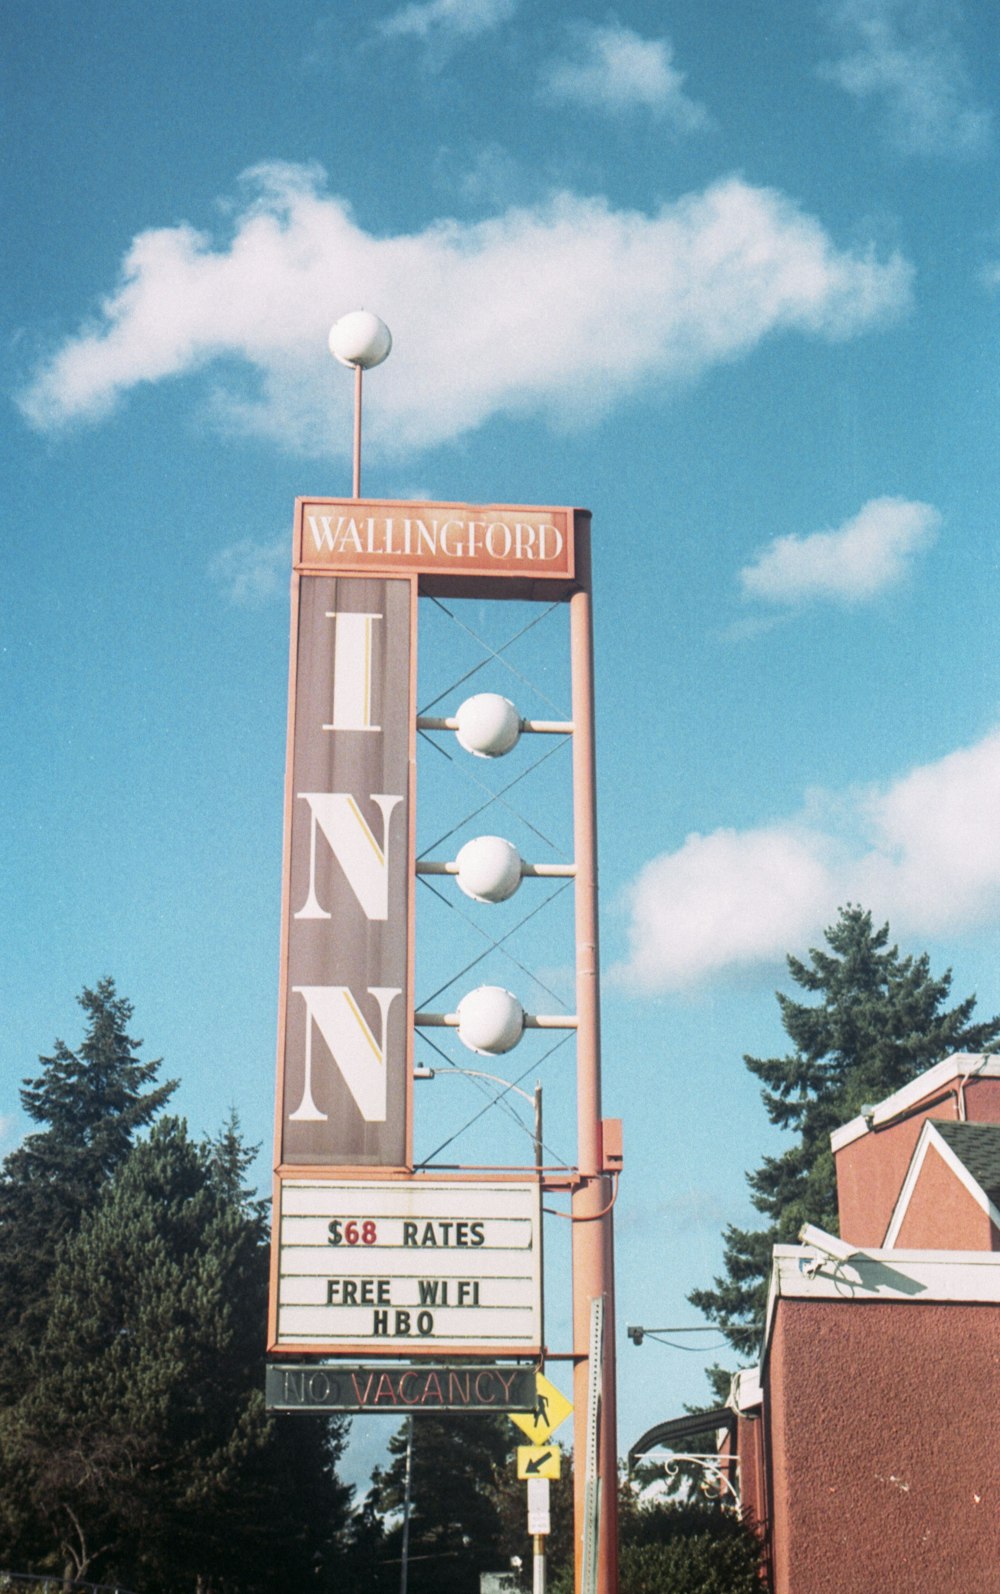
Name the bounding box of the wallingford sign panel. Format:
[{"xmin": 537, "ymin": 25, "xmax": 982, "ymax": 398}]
[
  {"xmin": 269, "ymin": 499, "xmax": 587, "ymax": 1359},
  {"xmin": 294, "ymin": 498, "xmax": 577, "ymax": 598}
]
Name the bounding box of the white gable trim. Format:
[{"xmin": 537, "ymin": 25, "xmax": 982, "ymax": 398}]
[
  {"xmin": 762, "ymin": 1244, "xmax": 1000, "ymax": 1361},
  {"xmin": 884, "ymin": 1121, "xmax": 1000, "ymax": 1246},
  {"xmin": 830, "ymin": 1053, "xmax": 1000, "ymax": 1153}
]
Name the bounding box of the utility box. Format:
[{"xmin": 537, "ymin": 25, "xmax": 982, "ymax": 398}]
[{"xmin": 602, "ymin": 1117, "xmax": 623, "ymax": 1171}]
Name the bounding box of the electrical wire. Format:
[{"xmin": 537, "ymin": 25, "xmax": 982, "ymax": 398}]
[
  {"xmin": 543, "ymin": 1170, "xmax": 620, "ymax": 1223},
  {"xmin": 419, "ymin": 598, "xmax": 566, "ymax": 718},
  {"xmin": 416, "ymin": 873, "xmax": 572, "ymax": 1012},
  {"xmin": 415, "ymin": 1031, "xmax": 573, "ymax": 1168},
  {"xmin": 640, "ymin": 1332, "xmax": 729, "ymax": 1353},
  {"xmin": 417, "ymin": 731, "xmax": 571, "ymax": 859}
]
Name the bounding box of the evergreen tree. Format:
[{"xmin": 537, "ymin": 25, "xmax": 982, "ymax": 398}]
[
  {"xmin": 0, "ymin": 977, "xmax": 177, "ymax": 1388},
  {"xmin": 689, "ymin": 905, "xmax": 1000, "ymax": 1357},
  {"xmin": 0, "ymin": 1116, "xmax": 351, "ymax": 1591},
  {"xmin": 361, "ymin": 1413, "xmax": 511, "ymax": 1594},
  {"xmin": 614, "ymin": 1497, "xmax": 764, "ymax": 1594}
]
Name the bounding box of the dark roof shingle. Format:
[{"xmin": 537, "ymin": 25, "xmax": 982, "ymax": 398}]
[{"xmin": 933, "ymin": 1119, "xmax": 1000, "ymax": 1209}]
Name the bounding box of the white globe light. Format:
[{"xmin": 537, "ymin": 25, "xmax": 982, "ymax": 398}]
[
  {"xmin": 328, "ymin": 310, "xmax": 392, "ymax": 369},
  {"xmin": 456, "ymin": 837, "xmax": 523, "ymax": 903},
  {"xmin": 456, "ymin": 986, "xmax": 524, "ymax": 1056},
  {"xmin": 454, "ymin": 693, "xmax": 521, "ymax": 758}
]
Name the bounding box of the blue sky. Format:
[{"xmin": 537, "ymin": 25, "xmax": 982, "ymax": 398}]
[{"xmin": 5, "ymin": 0, "xmax": 1000, "ymax": 1489}]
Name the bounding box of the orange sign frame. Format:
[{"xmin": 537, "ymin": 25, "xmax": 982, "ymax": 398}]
[{"xmin": 294, "ymin": 498, "xmax": 582, "ymax": 599}]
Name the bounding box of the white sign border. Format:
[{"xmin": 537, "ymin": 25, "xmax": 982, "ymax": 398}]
[{"xmin": 271, "ymin": 1176, "xmax": 543, "ymax": 1358}]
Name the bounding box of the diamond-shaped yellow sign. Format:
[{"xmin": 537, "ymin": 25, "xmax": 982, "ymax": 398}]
[
  {"xmin": 509, "ymin": 1372, "xmax": 573, "ymax": 1444},
  {"xmin": 517, "ymin": 1444, "xmax": 562, "ymax": 1480}
]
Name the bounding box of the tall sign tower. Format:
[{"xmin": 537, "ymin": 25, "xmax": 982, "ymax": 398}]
[{"xmin": 267, "ymin": 314, "xmax": 619, "ymax": 1594}]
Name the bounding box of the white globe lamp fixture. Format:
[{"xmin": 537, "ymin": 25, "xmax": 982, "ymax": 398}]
[
  {"xmin": 455, "ymin": 836, "xmax": 523, "ymax": 903},
  {"xmin": 328, "ymin": 309, "xmax": 392, "ymax": 498},
  {"xmin": 455, "ymin": 693, "xmax": 521, "ymax": 758},
  {"xmin": 328, "ymin": 310, "xmax": 392, "ymax": 369},
  {"xmin": 456, "ymin": 986, "xmax": 525, "ymax": 1056}
]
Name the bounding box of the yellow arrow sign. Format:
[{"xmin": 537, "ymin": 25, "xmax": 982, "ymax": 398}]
[
  {"xmin": 509, "ymin": 1372, "xmax": 573, "ymax": 1444},
  {"xmin": 517, "ymin": 1444, "xmax": 561, "ymax": 1480}
]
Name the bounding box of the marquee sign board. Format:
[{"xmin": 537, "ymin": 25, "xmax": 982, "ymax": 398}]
[
  {"xmin": 270, "ymin": 1179, "xmax": 542, "ymax": 1356},
  {"xmin": 266, "ymin": 1362, "xmax": 538, "ymax": 1414}
]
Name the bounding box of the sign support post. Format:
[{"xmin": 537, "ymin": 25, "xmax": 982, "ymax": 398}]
[
  {"xmin": 569, "ymin": 527, "xmax": 618, "ymax": 1594},
  {"xmin": 533, "ymin": 1534, "xmax": 547, "ymax": 1594}
]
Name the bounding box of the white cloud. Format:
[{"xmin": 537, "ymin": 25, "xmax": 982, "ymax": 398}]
[
  {"xmin": 859, "ymin": 733, "xmax": 1000, "ymax": 932},
  {"xmin": 209, "ymin": 531, "xmax": 288, "ymax": 607},
  {"xmin": 17, "ymin": 163, "xmax": 913, "ymax": 457},
  {"xmin": 377, "ymin": 0, "xmax": 516, "ymax": 45},
  {"xmin": 740, "ymin": 496, "xmax": 939, "ymax": 605},
  {"xmin": 543, "ymin": 22, "xmax": 709, "ymax": 128},
  {"xmin": 821, "ymin": 0, "xmax": 992, "ymax": 157},
  {"xmin": 979, "ymin": 259, "xmax": 1000, "ymax": 292},
  {"xmin": 615, "ymin": 725, "xmax": 1000, "ymax": 991}
]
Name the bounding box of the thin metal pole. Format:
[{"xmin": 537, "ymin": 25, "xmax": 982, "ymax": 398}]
[
  {"xmin": 569, "ymin": 519, "xmax": 618, "ymax": 1594},
  {"xmin": 399, "ymin": 1414, "xmax": 413, "ymax": 1594},
  {"xmin": 352, "ymin": 362, "xmax": 363, "ymax": 498},
  {"xmin": 533, "ymin": 1533, "xmax": 547, "ymax": 1594}
]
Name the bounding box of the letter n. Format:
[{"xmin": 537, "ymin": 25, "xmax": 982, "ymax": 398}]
[
  {"xmin": 289, "ymin": 986, "xmax": 399, "ymax": 1122},
  {"xmin": 295, "ymin": 793, "xmax": 402, "ymax": 921}
]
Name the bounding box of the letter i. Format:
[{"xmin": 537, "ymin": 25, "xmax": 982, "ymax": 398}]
[{"xmin": 323, "ymin": 611, "xmax": 382, "ymax": 731}]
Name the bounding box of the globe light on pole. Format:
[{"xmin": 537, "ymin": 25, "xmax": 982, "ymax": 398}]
[
  {"xmin": 328, "ymin": 310, "xmax": 392, "ymax": 498},
  {"xmin": 455, "ymin": 693, "xmax": 522, "ymax": 758},
  {"xmin": 455, "ymin": 836, "xmax": 524, "ymax": 903},
  {"xmin": 456, "ymin": 986, "xmax": 525, "ymax": 1056},
  {"xmin": 328, "ymin": 310, "xmax": 392, "ymax": 370}
]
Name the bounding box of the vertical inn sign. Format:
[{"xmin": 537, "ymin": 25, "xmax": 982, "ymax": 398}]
[{"xmin": 276, "ymin": 572, "xmax": 415, "ymax": 1169}]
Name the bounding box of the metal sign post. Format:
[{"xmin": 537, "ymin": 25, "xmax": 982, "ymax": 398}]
[
  {"xmin": 533, "ymin": 1535, "xmax": 547, "ymax": 1594},
  {"xmin": 569, "ymin": 538, "xmax": 618, "ymax": 1594},
  {"xmin": 580, "ymin": 1297, "xmax": 604, "ymax": 1594}
]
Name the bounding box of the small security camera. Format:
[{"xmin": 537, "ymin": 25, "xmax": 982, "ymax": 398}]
[
  {"xmin": 798, "ymin": 1223, "xmax": 860, "ymax": 1271},
  {"xmin": 626, "ymin": 1325, "xmax": 644, "ymax": 1345}
]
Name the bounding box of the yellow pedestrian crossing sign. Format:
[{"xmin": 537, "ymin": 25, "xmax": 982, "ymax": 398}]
[
  {"xmin": 517, "ymin": 1444, "xmax": 561, "ymax": 1480},
  {"xmin": 509, "ymin": 1371, "xmax": 573, "ymax": 1444}
]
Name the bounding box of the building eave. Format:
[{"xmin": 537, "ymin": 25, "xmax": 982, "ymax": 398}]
[{"xmin": 830, "ymin": 1053, "xmax": 1000, "ymax": 1154}]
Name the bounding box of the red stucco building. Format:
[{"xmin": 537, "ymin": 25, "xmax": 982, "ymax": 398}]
[{"xmin": 729, "ymin": 1052, "xmax": 1000, "ymax": 1591}]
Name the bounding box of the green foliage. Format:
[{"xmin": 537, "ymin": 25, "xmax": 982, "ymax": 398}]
[
  {"xmin": 542, "ymin": 1492, "xmax": 764, "ymax": 1594},
  {"xmin": 0, "ymin": 978, "xmax": 177, "ymax": 1392},
  {"xmin": 618, "ymin": 1532, "xmax": 761, "ymax": 1594},
  {"xmin": 618, "ymin": 1497, "xmax": 764, "ymax": 1594},
  {"xmin": 355, "ymin": 1413, "xmax": 512, "ymax": 1594},
  {"xmin": 0, "ymin": 983, "xmax": 352, "ymax": 1593},
  {"xmin": 1, "ymin": 1114, "xmax": 351, "ymax": 1590},
  {"xmin": 689, "ymin": 905, "xmax": 1000, "ymax": 1358}
]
